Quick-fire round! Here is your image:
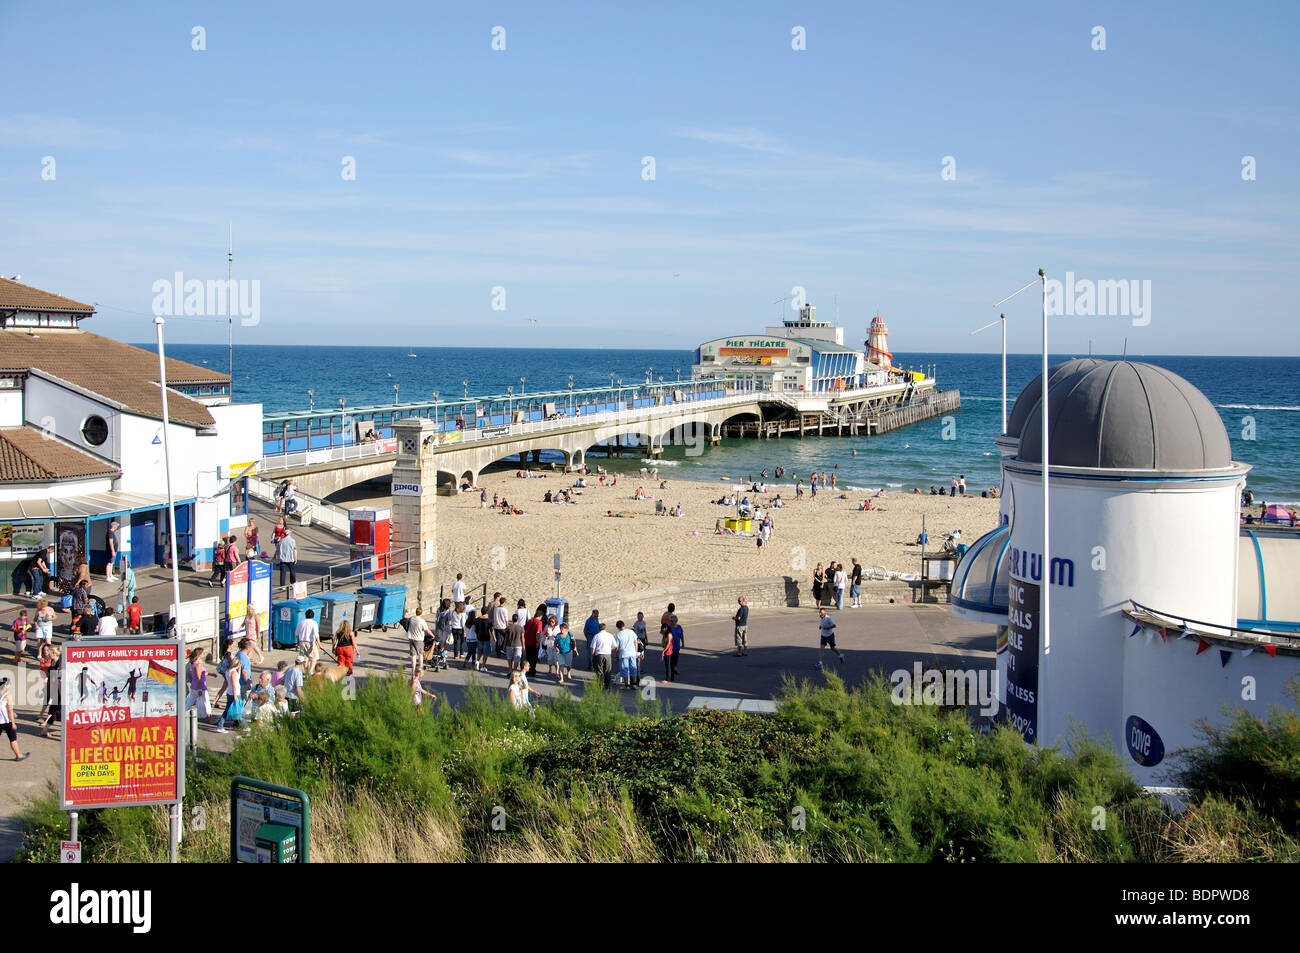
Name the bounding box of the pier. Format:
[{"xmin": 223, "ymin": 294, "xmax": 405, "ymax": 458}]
[
  {"xmin": 258, "ymin": 374, "xmax": 948, "ymax": 498},
  {"xmin": 722, "ymin": 389, "xmax": 961, "ymax": 438}
]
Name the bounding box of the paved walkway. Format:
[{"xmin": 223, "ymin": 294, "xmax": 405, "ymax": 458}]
[{"xmin": 0, "ymin": 532, "xmax": 993, "ymax": 859}]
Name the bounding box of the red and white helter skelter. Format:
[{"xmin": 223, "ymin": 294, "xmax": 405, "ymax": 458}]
[{"xmin": 866, "ymin": 315, "xmax": 893, "ymax": 368}]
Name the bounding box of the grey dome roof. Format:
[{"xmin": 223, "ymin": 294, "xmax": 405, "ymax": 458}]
[
  {"xmin": 1004, "ymin": 358, "xmax": 1106, "ymax": 438},
  {"xmin": 1016, "ymin": 361, "xmax": 1232, "ymax": 471}
]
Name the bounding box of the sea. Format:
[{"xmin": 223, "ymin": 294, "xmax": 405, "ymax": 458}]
[{"xmin": 145, "ymin": 345, "xmax": 1300, "ymax": 503}]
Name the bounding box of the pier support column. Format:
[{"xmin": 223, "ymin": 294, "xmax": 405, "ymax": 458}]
[{"xmin": 391, "ymin": 418, "xmax": 439, "ymax": 596}]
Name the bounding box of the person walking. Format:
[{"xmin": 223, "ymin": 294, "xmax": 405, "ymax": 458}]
[
  {"xmin": 668, "ymin": 618, "xmax": 684, "ymax": 681},
  {"xmin": 451, "ymin": 573, "xmax": 466, "ymax": 606},
  {"xmin": 816, "ymin": 608, "xmax": 845, "ymax": 668},
  {"xmin": 34, "ymin": 598, "xmax": 55, "ymax": 654},
  {"xmin": 590, "ymin": 623, "xmax": 616, "ymax": 689},
  {"xmin": 491, "ymin": 596, "xmax": 510, "ymax": 659},
  {"xmin": 472, "ymin": 606, "xmax": 495, "ymax": 673},
  {"xmin": 614, "ymin": 620, "xmax": 640, "ymax": 687},
  {"xmin": 334, "ymin": 619, "xmax": 357, "ymax": 675},
  {"xmin": 216, "ymin": 647, "xmax": 244, "ymax": 733},
  {"xmin": 36, "ymin": 645, "xmax": 62, "ymax": 737},
  {"xmin": 276, "ymin": 528, "xmax": 298, "ymax": 589},
  {"xmin": 733, "ymin": 596, "xmax": 749, "ymax": 656},
  {"xmin": 524, "ymin": 605, "xmax": 545, "ymax": 677},
  {"xmin": 186, "ymin": 647, "xmax": 212, "ymax": 723},
  {"xmin": 582, "ymin": 609, "xmax": 601, "ymax": 670},
  {"xmin": 435, "ymin": 598, "xmax": 454, "ymax": 659},
  {"xmin": 849, "ymin": 557, "xmax": 863, "ymax": 608},
  {"xmin": 245, "ymin": 517, "xmax": 260, "ymax": 557},
  {"xmin": 833, "ymin": 562, "xmax": 847, "ymax": 610},
  {"xmin": 450, "ymin": 600, "xmax": 467, "ymax": 659},
  {"xmin": 105, "ymin": 521, "xmax": 119, "ymax": 582},
  {"xmin": 0, "ymin": 677, "xmax": 29, "ymax": 760},
  {"xmin": 295, "ymin": 608, "xmax": 320, "ymax": 674},
  {"xmin": 406, "ymin": 608, "xmax": 431, "ymax": 677},
  {"xmin": 552, "ymin": 622, "xmax": 574, "ymax": 684},
  {"xmin": 661, "ymin": 618, "xmax": 677, "ymax": 682}
]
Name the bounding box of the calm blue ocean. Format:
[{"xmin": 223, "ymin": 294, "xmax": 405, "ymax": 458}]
[{"xmin": 143, "ymin": 344, "xmax": 1300, "ymax": 502}]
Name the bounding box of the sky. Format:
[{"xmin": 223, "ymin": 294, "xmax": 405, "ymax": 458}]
[{"xmin": 1, "ymin": 0, "xmax": 1297, "ymax": 354}]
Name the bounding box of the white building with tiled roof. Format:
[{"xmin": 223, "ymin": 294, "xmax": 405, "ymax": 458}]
[{"xmin": 0, "ymin": 278, "xmax": 262, "ymax": 589}]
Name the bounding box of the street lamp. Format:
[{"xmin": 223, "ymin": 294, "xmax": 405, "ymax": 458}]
[
  {"xmin": 520, "ymin": 376, "xmax": 526, "ymax": 396},
  {"xmin": 507, "ymin": 386, "xmax": 513, "ymax": 423},
  {"xmin": 647, "ymin": 366, "xmax": 653, "ymax": 386},
  {"xmin": 393, "ymin": 383, "xmax": 399, "ymax": 411},
  {"xmin": 462, "ymin": 379, "xmax": 468, "ymax": 399},
  {"xmin": 432, "ymin": 390, "xmax": 439, "ymax": 427},
  {"xmin": 307, "ymin": 388, "xmax": 314, "ymax": 412}
]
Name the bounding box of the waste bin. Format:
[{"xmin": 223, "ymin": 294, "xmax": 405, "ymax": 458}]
[
  {"xmin": 314, "ymin": 591, "xmax": 357, "ymax": 642},
  {"xmin": 272, "ymin": 598, "xmax": 323, "ymax": 649},
  {"xmin": 544, "ymin": 597, "xmax": 567, "ymax": 626},
  {"xmin": 353, "ymin": 591, "xmax": 382, "ymax": 632},
  {"xmin": 360, "ymin": 583, "xmax": 407, "ymax": 630}
]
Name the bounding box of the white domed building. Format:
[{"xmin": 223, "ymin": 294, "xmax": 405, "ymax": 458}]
[{"xmin": 952, "ymin": 360, "xmax": 1300, "ymax": 783}]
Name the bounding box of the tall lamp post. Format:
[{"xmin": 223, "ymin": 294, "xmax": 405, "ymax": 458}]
[
  {"xmin": 307, "ymin": 388, "xmax": 314, "ymax": 413},
  {"xmin": 432, "ymin": 390, "xmax": 439, "ymax": 429},
  {"xmin": 568, "ymin": 375, "xmax": 574, "ymax": 415},
  {"xmin": 154, "ymin": 316, "xmax": 184, "ymax": 864}
]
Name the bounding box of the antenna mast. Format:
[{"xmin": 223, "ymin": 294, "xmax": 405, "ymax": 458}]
[{"xmin": 227, "ymin": 223, "xmax": 234, "ymax": 397}]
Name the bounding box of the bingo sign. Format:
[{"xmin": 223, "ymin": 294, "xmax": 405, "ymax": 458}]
[
  {"xmin": 1004, "ymin": 579, "xmax": 1040, "ymax": 743},
  {"xmin": 61, "ymin": 640, "xmax": 184, "ymax": 810}
]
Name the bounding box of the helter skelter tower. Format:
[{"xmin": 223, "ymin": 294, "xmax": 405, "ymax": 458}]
[{"xmin": 866, "ymin": 315, "xmax": 893, "ymax": 368}]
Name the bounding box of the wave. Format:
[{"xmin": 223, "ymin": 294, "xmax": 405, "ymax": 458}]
[
  {"xmin": 640, "ymin": 459, "xmax": 680, "ymax": 466},
  {"xmin": 1217, "ymin": 404, "xmax": 1300, "ymax": 411},
  {"xmin": 886, "ymin": 482, "xmax": 903, "ymax": 487}
]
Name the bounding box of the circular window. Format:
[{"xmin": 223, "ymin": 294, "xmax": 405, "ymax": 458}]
[{"xmin": 81, "ymin": 415, "xmax": 109, "ymax": 447}]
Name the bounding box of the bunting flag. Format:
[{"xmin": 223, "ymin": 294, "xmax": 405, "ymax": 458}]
[
  {"xmin": 1242, "ymin": 648, "xmax": 1255, "ymax": 657},
  {"xmin": 1264, "ymin": 644, "xmax": 1278, "ymax": 658},
  {"xmin": 1178, "ymin": 630, "xmax": 1191, "ymax": 639},
  {"xmin": 1219, "ymin": 650, "xmax": 1232, "ymax": 668},
  {"xmin": 1196, "ymin": 639, "xmax": 1212, "ymax": 656},
  {"xmin": 1128, "ymin": 623, "xmax": 1142, "ymax": 639},
  {"xmin": 1159, "ymin": 628, "xmax": 1170, "ymax": 643}
]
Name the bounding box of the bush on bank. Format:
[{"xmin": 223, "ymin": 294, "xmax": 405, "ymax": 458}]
[{"xmin": 15, "ymin": 674, "xmax": 1300, "ymax": 862}]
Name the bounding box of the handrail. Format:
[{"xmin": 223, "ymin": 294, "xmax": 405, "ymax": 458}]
[{"xmin": 270, "ymin": 546, "xmax": 416, "ymax": 606}]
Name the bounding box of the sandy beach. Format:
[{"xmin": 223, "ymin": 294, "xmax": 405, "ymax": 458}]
[{"xmin": 342, "ymin": 470, "xmax": 1000, "ymax": 606}]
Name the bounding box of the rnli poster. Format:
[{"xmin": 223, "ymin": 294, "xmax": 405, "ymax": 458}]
[
  {"xmin": 226, "ymin": 559, "xmax": 271, "ymax": 638},
  {"xmin": 61, "ymin": 639, "xmax": 184, "ymax": 810}
]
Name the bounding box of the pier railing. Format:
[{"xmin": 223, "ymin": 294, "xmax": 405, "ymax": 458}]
[
  {"xmin": 258, "ymin": 381, "xmax": 939, "ymax": 472},
  {"xmin": 259, "ymin": 390, "xmax": 766, "ymax": 471},
  {"xmin": 248, "ymin": 474, "xmax": 351, "ymax": 536}
]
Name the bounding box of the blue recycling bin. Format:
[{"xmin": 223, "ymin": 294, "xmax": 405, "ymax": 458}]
[
  {"xmin": 314, "ymin": 591, "xmax": 357, "ymax": 641},
  {"xmin": 360, "ymin": 583, "xmax": 407, "ymax": 630},
  {"xmin": 544, "ymin": 597, "xmax": 567, "ymax": 627},
  {"xmin": 272, "ymin": 598, "xmax": 323, "ymax": 649},
  {"xmin": 353, "ymin": 591, "xmax": 382, "ymax": 631}
]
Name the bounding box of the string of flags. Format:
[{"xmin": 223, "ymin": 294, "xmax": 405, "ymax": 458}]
[{"xmin": 1127, "ymin": 620, "xmax": 1279, "ymax": 667}]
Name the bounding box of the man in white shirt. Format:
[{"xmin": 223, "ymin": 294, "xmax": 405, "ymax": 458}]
[
  {"xmin": 590, "ymin": 624, "xmax": 616, "ymax": 689},
  {"xmin": 491, "ymin": 597, "xmax": 510, "ymax": 658},
  {"xmin": 614, "ymin": 621, "xmax": 640, "ymax": 687},
  {"xmin": 406, "ymin": 607, "xmax": 431, "ymax": 676},
  {"xmin": 97, "ymin": 613, "xmax": 119, "ymax": 636},
  {"xmin": 295, "ymin": 608, "xmax": 320, "ymax": 673},
  {"xmin": 833, "ymin": 564, "xmax": 848, "ymax": 610},
  {"xmin": 451, "ymin": 573, "xmax": 466, "ymax": 605}
]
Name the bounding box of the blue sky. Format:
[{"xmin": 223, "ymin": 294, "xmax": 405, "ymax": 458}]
[{"xmin": 1, "ymin": 0, "xmax": 1296, "ymax": 353}]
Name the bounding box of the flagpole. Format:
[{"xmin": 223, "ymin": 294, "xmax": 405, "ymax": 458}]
[
  {"xmin": 155, "ymin": 315, "xmax": 184, "ymax": 863},
  {"xmin": 1038, "ymin": 269, "xmax": 1050, "ymax": 751}
]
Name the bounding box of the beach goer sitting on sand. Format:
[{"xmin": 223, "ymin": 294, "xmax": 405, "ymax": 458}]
[
  {"xmin": 672, "ymin": 503, "xmax": 683, "ymax": 517},
  {"xmin": 859, "ymin": 499, "xmax": 874, "ymax": 511},
  {"xmin": 575, "ymin": 477, "xmax": 588, "ymax": 488},
  {"xmin": 772, "ymin": 495, "xmax": 784, "ymax": 508},
  {"xmin": 715, "ymin": 519, "xmax": 725, "ymax": 534},
  {"xmin": 544, "ymin": 490, "xmax": 552, "ymax": 503},
  {"xmin": 655, "ymin": 500, "xmax": 666, "ymax": 515},
  {"xmin": 659, "ymin": 479, "xmax": 668, "ymax": 489},
  {"xmin": 875, "ymin": 489, "xmax": 886, "ymax": 498},
  {"xmin": 634, "ymin": 487, "xmax": 647, "ymax": 501}
]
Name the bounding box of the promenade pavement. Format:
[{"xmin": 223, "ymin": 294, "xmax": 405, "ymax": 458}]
[{"xmin": 0, "ymin": 515, "xmax": 994, "ymax": 859}]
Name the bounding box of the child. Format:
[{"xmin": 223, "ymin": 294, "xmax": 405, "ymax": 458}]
[
  {"xmin": 412, "ymin": 672, "xmax": 438, "ymax": 707},
  {"xmin": 34, "ymin": 599, "xmax": 55, "ymax": 653},
  {"xmin": 254, "ymin": 690, "xmax": 276, "ymax": 725},
  {"xmin": 11, "ymin": 611, "xmax": 32, "ymax": 663},
  {"xmin": 126, "ymin": 596, "xmax": 143, "ymax": 634}
]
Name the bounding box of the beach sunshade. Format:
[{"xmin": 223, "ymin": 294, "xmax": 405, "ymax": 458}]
[{"xmin": 1263, "ymin": 504, "xmax": 1295, "ymax": 524}]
